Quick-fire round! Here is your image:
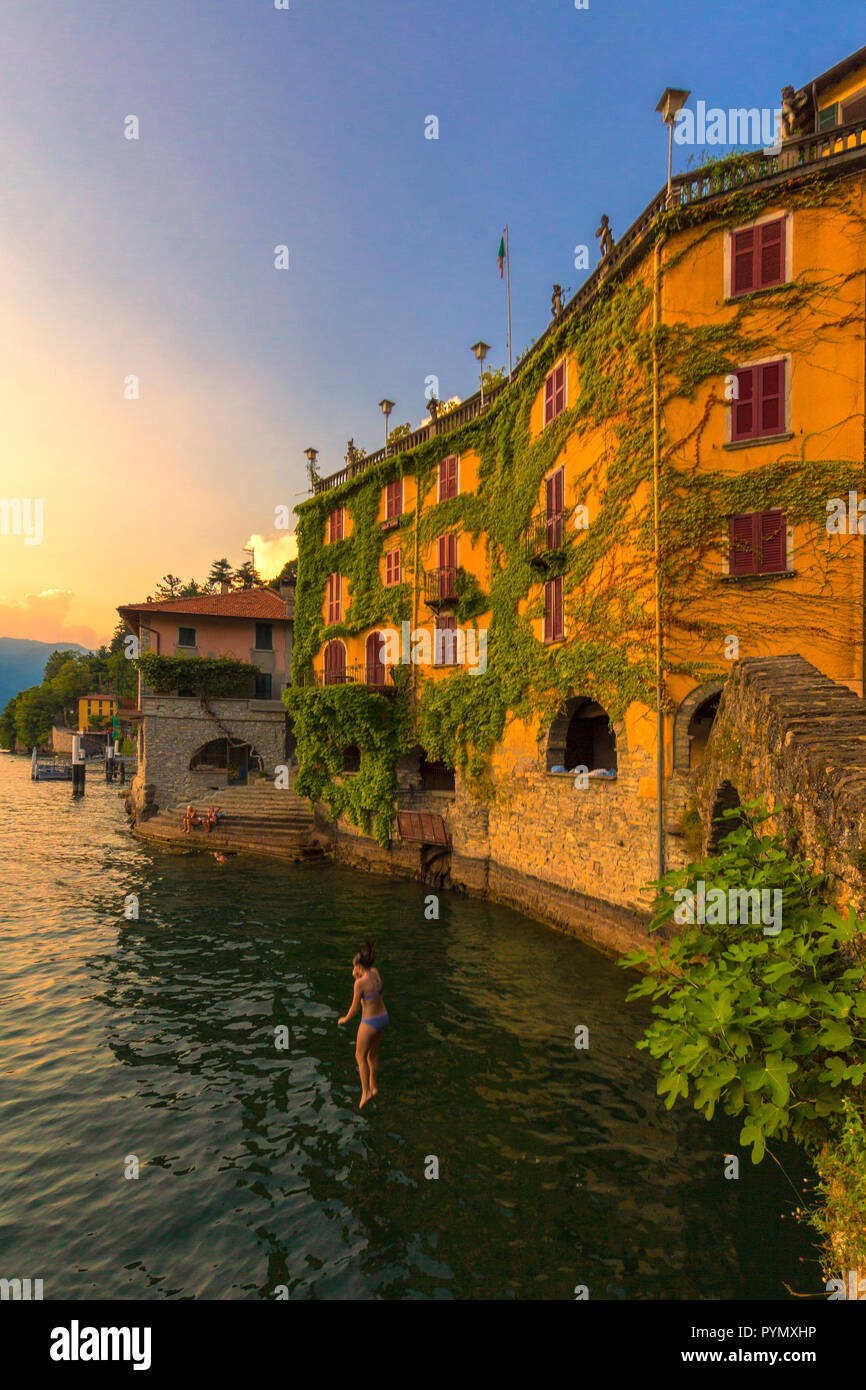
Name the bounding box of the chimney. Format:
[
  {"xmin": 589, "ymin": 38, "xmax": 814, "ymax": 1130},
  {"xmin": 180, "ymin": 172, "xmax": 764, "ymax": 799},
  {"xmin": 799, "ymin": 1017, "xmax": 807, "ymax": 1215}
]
[{"xmin": 220, "ymin": 580, "xmax": 231, "ymax": 595}]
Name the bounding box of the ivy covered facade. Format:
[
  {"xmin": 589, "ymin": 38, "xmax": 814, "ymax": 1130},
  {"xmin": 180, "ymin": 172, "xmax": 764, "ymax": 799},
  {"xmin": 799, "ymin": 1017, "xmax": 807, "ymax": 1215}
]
[{"xmin": 286, "ymin": 110, "xmax": 866, "ymax": 932}]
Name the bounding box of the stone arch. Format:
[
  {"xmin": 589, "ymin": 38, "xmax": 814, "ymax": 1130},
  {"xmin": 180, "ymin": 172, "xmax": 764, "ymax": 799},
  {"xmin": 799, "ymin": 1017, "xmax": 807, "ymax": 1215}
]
[
  {"xmin": 708, "ymin": 779, "xmax": 742, "ymax": 853},
  {"xmin": 189, "ymin": 736, "xmax": 263, "ymax": 785},
  {"xmin": 673, "ymin": 679, "xmax": 725, "ymax": 773},
  {"xmin": 545, "ymin": 697, "xmax": 617, "ymax": 773}
]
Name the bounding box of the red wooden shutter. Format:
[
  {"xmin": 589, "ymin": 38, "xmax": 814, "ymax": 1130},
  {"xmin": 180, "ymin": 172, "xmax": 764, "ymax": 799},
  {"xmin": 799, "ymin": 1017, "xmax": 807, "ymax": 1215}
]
[
  {"xmin": 324, "ymin": 640, "xmax": 345, "ymax": 684},
  {"xmin": 386, "ymin": 479, "xmax": 403, "ymax": 519},
  {"xmin": 553, "ymin": 362, "xmax": 566, "ymax": 416},
  {"xmin": 758, "ymin": 219, "xmax": 784, "ymax": 289},
  {"xmin": 329, "ymin": 508, "xmax": 343, "ymax": 542},
  {"xmin": 759, "ymin": 510, "xmax": 786, "ymax": 573},
  {"xmin": 544, "ymin": 578, "xmax": 563, "ymax": 640},
  {"xmin": 544, "ymin": 371, "xmax": 555, "ymax": 425},
  {"xmin": 758, "ymin": 361, "xmax": 783, "ymax": 436},
  {"xmin": 435, "ymin": 614, "xmax": 457, "ymax": 665},
  {"xmin": 366, "ymin": 631, "xmax": 385, "ymax": 684},
  {"xmin": 729, "ymin": 514, "xmax": 757, "ymax": 575},
  {"xmin": 327, "ymin": 573, "xmax": 342, "ymax": 623},
  {"xmin": 732, "ymin": 227, "xmax": 755, "ymax": 295},
  {"xmin": 553, "ymin": 575, "xmax": 563, "ymax": 638},
  {"xmin": 439, "ymin": 456, "xmax": 458, "ymax": 500},
  {"xmin": 385, "ymin": 549, "xmax": 401, "ymax": 585},
  {"xmin": 732, "ymin": 367, "xmax": 755, "ymax": 441},
  {"xmin": 546, "ymin": 468, "xmax": 565, "ymax": 547}
]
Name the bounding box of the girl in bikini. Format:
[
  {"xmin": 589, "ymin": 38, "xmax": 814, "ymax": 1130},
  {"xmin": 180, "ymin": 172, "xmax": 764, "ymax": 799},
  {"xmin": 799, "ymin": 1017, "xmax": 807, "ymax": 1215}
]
[{"xmin": 338, "ymin": 940, "xmax": 388, "ymax": 1109}]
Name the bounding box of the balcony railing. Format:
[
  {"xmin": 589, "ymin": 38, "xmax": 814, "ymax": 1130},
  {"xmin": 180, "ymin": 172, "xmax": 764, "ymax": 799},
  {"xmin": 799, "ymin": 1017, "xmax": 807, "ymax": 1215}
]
[
  {"xmin": 299, "ymin": 662, "xmax": 397, "ymax": 692},
  {"xmin": 523, "ymin": 510, "xmax": 567, "ymax": 566},
  {"xmin": 423, "ymin": 567, "xmax": 458, "ymax": 607},
  {"xmin": 309, "ymin": 115, "xmax": 866, "ymax": 498}
]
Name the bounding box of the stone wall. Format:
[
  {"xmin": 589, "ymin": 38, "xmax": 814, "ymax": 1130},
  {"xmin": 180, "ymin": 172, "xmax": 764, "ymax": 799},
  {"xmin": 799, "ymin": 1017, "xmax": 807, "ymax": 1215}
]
[
  {"xmin": 130, "ymin": 696, "xmax": 291, "ymax": 819},
  {"xmin": 694, "ymin": 655, "xmax": 866, "ymax": 913}
]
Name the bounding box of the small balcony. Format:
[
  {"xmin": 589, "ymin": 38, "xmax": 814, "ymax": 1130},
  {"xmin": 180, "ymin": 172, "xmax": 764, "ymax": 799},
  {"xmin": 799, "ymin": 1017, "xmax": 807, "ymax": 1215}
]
[
  {"xmin": 523, "ymin": 510, "xmax": 567, "ymax": 568},
  {"xmin": 299, "ymin": 662, "xmax": 398, "ymax": 694},
  {"xmin": 423, "ymin": 567, "xmax": 458, "ymax": 609}
]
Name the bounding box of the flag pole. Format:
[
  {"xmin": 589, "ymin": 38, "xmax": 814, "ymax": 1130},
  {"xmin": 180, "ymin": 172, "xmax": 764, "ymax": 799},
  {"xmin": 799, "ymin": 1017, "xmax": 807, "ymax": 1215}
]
[{"xmin": 505, "ymin": 224, "xmax": 513, "ymax": 379}]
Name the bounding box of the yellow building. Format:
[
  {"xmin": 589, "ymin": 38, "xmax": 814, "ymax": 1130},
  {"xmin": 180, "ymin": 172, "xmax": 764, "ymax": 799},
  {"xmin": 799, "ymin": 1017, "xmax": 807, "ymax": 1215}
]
[
  {"xmin": 79, "ymin": 694, "xmax": 117, "ymax": 731},
  {"xmin": 288, "ymin": 45, "xmax": 866, "ymax": 940}
]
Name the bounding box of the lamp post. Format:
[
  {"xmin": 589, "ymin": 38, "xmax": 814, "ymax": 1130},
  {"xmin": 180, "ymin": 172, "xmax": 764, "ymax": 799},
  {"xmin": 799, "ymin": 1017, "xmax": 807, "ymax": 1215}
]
[
  {"xmin": 471, "ymin": 341, "xmax": 491, "ymax": 408},
  {"xmin": 304, "ymin": 447, "xmax": 319, "ymax": 489},
  {"xmin": 379, "ymin": 398, "xmax": 395, "ymax": 449},
  {"xmin": 655, "ymin": 87, "xmax": 690, "ymax": 206}
]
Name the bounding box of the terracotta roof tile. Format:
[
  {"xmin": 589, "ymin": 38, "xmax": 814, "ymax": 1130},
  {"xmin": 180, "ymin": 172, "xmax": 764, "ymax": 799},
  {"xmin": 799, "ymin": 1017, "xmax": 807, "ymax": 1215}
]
[{"xmin": 118, "ymin": 588, "xmax": 291, "ymax": 621}]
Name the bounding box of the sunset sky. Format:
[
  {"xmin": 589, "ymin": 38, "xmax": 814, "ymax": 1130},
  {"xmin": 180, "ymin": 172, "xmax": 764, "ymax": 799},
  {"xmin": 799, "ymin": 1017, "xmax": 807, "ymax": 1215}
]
[{"xmin": 0, "ymin": 0, "xmax": 860, "ymax": 647}]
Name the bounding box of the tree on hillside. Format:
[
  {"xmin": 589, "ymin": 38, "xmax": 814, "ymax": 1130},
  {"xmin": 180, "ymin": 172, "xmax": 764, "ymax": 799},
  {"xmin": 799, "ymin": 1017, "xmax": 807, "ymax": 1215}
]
[
  {"xmin": 43, "ymin": 649, "xmax": 84, "ymax": 683},
  {"xmin": 233, "ymin": 559, "xmax": 262, "ymax": 590},
  {"xmin": 0, "ymin": 697, "xmax": 17, "ymax": 749},
  {"xmin": 14, "ymin": 686, "xmax": 59, "ymax": 749}
]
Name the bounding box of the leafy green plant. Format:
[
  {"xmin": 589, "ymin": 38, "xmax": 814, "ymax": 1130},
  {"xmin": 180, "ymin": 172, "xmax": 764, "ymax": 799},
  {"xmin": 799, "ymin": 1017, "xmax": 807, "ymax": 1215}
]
[
  {"xmin": 804, "ymin": 1098, "xmax": 866, "ymax": 1275},
  {"xmin": 621, "ymin": 799, "xmax": 866, "ymax": 1163},
  {"xmin": 135, "ymin": 653, "xmax": 259, "ymax": 698}
]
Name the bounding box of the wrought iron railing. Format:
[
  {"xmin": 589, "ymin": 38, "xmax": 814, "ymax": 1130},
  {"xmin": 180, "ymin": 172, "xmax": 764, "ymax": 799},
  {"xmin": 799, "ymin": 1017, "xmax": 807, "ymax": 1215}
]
[
  {"xmin": 523, "ymin": 510, "xmax": 567, "ymax": 563},
  {"xmin": 298, "ymin": 662, "xmax": 395, "ymax": 690},
  {"xmin": 423, "ymin": 568, "xmax": 458, "ymax": 605}
]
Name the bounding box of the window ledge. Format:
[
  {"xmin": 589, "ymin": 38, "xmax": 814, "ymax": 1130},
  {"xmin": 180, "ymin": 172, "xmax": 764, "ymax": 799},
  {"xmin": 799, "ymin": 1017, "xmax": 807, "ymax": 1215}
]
[
  {"xmin": 542, "ymin": 636, "xmax": 567, "ymax": 647},
  {"xmin": 724, "ymin": 281, "xmax": 794, "ymax": 306},
  {"xmin": 723, "ymin": 432, "xmax": 793, "ymax": 451},
  {"xmin": 719, "ymin": 569, "xmax": 794, "ymax": 583}
]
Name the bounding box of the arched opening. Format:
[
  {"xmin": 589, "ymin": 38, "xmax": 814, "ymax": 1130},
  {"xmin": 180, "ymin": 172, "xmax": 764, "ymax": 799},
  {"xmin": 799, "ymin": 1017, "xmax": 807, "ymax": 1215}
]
[
  {"xmin": 323, "ymin": 640, "xmax": 346, "ymax": 685},
  {"xmin": 365, "ymin": 631, "xmax": 386, "ymax": 687},
  {"xmin": 546, "ymin": 697, "xmax": 617, "ymax": 773},
  {"xmin": 341, "ymin": 744, "xmax": 361, "ymax": 773},
  {"xmin": 687, "ymin": 692, "xmax": 721, "ymax": 771},
  {"xmin": 673, "ymin": 680, "xmax": 724, "ymax": 773},
  {"xmin": 190, "ymin": 738, "xmax": 228, "ymax": 770},
  {"xmin": 708, "ymin": 780, "xmax": 742, "ymax": 853}
]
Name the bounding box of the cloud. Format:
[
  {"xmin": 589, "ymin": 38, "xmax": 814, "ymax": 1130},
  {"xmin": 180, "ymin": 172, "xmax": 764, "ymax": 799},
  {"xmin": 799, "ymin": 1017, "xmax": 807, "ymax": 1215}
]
[
  {"xmin": 0, "ymin": 589, "xmax": 105, "ymax": 647},
  {"xmin": 244, "ymin": 532, "xmax": 298, "ymax": 580}
]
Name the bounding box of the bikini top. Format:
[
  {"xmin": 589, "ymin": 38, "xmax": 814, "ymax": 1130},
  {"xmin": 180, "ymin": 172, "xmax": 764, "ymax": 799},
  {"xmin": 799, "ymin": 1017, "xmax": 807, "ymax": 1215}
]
[{"xmin": 361, "ymin": 975, "xmax": 383, "ymax": 1001}]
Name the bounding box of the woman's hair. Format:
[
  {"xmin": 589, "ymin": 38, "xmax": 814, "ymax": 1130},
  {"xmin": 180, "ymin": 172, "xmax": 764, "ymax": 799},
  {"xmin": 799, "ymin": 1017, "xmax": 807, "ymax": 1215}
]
[{"xmin": 354, "ymin": 940, "xmax": 376, "ymax": 969}]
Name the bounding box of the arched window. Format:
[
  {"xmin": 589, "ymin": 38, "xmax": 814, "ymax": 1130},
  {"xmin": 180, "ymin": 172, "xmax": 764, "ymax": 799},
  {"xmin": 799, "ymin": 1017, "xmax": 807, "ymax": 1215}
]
[
  {"xmin": 323, "ymin": 640, "xmax": 346, "ymax": 685},
  {"xmin": 546, "ymin": 697, "xmax": 617, "ymax": 773},
  {"xmin": 365, "ymin": 631, "xmax": 386, "ymax": 686}
]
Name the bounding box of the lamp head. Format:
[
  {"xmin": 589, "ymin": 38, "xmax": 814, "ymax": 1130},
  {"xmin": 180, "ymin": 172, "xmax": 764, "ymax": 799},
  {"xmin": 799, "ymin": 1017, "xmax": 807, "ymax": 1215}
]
[
  {"xmin": 655, "ymin": 88, "xmax": 690, "ymax": 125},
  {"xmin": 471, "ymin": 340, "xmax": 491, "ymax": 364}
]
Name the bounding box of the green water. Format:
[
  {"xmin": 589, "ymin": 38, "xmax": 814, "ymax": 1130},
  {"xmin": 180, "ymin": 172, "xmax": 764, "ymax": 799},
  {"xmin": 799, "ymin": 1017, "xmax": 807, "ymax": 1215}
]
[{"xmin": 0, "ymin": 753, "xmax": 816, "ymax": 1299}]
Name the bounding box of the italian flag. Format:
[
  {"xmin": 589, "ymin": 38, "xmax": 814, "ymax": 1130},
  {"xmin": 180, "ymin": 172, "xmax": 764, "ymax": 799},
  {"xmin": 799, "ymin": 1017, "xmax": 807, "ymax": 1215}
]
[{"xmin": 497, "ymin": 235, "xmax": 505, "ymax": 278}]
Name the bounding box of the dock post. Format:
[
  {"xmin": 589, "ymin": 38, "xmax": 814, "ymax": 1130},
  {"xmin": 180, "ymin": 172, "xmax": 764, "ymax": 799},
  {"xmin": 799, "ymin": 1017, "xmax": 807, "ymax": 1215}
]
[
  {"xmin": 31, "ymin": 747, "xmax": 37, "ymax": 780},
  {"xmin": 72, "ymin": 734, "xmax": 86, "ymax": 796}
]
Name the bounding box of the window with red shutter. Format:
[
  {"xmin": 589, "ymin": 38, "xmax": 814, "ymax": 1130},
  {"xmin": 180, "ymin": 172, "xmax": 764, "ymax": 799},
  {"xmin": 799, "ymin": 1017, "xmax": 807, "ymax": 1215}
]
[
  {"xmin": 365, "ymin": 631, "xmax": 386, "ymax": 685},
  {"xmin": 323, "ymin": 640, "xmax": 346, "ymax": 685},
  {"xmin": 436, "ymin": 534, "xmax": 457, "ymax": 597},
  {"xmin": 730, "ymin": 218, "xmax": 786, "ymax": 297},
  {"xmin": 728, "ymin": 510, "xmax": 786, "ymax": 576},
  {"xmin": 543, "ymin": 576, "xmax": 564, "ymax": 641},
  {"xmin": 543, "ymin": 360, "xmax": 567, "ymax": 425},
  {"xmin": 327, "ymin": 573, "xmax": 342, "ymax": 624},
  {"xmin": 328, "ymin": 508, "xmax": 344, "ymax": 543},
  {"xmin": 545, "ymin": 468, "xmax": 565, "ymax": 548},
  {"xmin": 439, "ymin": 455, "xmax": 458, "ymax": 500},
  {"xmin": 434, "ymin": 614, "xmax": 458, "ymax": 666},
  {"xmin": 731, "ymin": 360, "xmax": 786, "ymax": 442},
  {"xmin": 386, "ymin": 479, "xmax": 403, "ymax": 520},
  {"xmin": 385, "ymin": 549, "xmax": 401, "ymax": 586}
]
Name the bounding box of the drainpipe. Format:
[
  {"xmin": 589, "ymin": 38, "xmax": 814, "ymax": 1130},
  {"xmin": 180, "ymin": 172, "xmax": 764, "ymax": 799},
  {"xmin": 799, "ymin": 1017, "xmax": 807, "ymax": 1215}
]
[
  {"xmin": 412, "ymin": 459, "xmax": 421, "ymax": 694},
  {"xmin": 653, "ymin": 231, "xmax": 666, "ymax": 879}
]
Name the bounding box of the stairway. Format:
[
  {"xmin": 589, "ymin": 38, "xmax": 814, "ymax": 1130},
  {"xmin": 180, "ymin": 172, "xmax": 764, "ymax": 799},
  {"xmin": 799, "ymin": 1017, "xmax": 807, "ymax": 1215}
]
[{"xmin": 138, "ymin": 784, "xmax": 326, "ymax": 861}]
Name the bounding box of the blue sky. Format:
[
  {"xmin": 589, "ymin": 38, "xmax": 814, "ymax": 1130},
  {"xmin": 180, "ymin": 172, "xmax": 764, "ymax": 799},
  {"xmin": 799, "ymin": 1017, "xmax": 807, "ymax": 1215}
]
[{"xmin": 0, "ymin": 0, "xmax": 862, "ymax": 640}]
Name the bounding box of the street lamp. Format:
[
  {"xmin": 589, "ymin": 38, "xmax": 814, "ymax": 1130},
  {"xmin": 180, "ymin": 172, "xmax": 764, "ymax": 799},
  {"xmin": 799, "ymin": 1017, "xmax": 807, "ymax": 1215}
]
[
  {"xmin": 471, "ymin": 341, "xmax": 491, "ymax": 408},
  {"xmin": 304, "ymin": 446, "xmax": 319, "ymax": 488},
  {"xmin": 379, "ymin": 398, "xmax": 395, "ymax": 449},
  {"xmin": 655, "ymin": 87, "xmax": 690, "ymax": 206}
]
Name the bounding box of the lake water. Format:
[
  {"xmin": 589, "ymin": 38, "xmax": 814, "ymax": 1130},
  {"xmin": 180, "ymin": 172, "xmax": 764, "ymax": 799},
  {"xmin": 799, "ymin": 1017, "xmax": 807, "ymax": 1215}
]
[{"xmin": 0, "ymin": 752, "xmax": 816, "ymax": 1299}]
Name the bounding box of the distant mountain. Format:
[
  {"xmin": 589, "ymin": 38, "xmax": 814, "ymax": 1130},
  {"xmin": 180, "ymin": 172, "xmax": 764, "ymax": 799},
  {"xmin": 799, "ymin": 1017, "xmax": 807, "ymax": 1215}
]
[{"xmin": 0, "ymin": 637, "xmax": 91, "ymax": 710}]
